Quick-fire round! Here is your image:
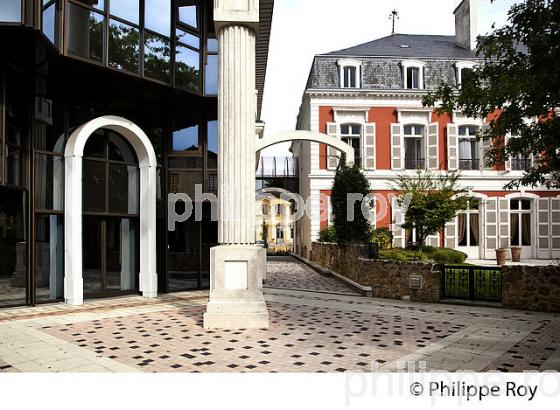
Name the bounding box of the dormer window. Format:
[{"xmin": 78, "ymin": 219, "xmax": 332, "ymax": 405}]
[
  {"xmin": 401, "ymin": 60, "xmax": 425, "ymax": 90},
  {"xmin": 343, "ymin": 66, "xmax": 357, "ymax": 88},
  {"xmin": 455, "ymin": 61, "xmax": 477, "ymax": 87},
  {"xmin": 407, "ymin": 67, "xmax": 420, "ymax": 89},
  {"xmin": 337, "ymin": 59, "xmax": 362, "ymax": 89}
]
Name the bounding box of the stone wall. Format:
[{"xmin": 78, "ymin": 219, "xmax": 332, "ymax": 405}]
[
  {"xmin": 310, "ymin": 242, "xmax": 560, "ymax": 313},
  {"xmin": 311, "ymin": 242, "xmax": 440, "ymax": 303},
  {"xmin": 502, "ymin": 265, "xmax": 560, "ymax": 313}
]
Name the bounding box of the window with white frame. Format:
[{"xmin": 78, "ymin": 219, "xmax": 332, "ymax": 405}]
[
  {"xmin": 276, "ymin": 224, "xmax": 284, "ymax": 242},
  {"xmin": 401, "ymin": 60, "xmax": 425, "ymax": 89},
  {"xmin": 457, "ymin": 199, "xmax": 480, "ymax": 247},
  {"xmin": 338, "ymin": 59, "xmax": 361, "ymax": 89},
  {"xmin": 403, "ymin": 125, "xmax": 425, "ymax": 169},
  {"xmin": 455, "ymin": 61, "xmax": 477, "ymax": 87},
  {"xmin": 458, "ymin": 125, "xmax": 480, "ymax": 170},
  {"xmin": 340, "ymin": 124, "xmax": 362, "ymax": 167},
  {"xmin": 510, "ymin": 199, "xmax": 532, "ymax": 246}
]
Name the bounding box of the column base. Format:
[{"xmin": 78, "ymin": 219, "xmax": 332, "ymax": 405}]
[{"xmin": 203, "ymin": 245, "xmax": 269, "ymax": 329}]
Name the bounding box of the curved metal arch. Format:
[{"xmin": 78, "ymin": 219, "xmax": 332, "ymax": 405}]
[{"xmin": 256, "ymin": 130, "xmax": 354, "ymax": 165}]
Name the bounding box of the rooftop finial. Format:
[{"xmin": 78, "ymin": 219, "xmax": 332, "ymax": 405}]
[{"xmin": 389, "ymin": 9, "xmax": 399, "ymax": 35}]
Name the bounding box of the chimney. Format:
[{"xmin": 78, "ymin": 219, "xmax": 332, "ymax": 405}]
[{"xmin": 454, "ymin": 0, "xmax": 478, "ymax": 50}]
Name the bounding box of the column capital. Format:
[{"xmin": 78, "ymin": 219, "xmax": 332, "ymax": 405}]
[{"xmin": 214, "ymin": 0, "xmax": 259, "ymax": 31}]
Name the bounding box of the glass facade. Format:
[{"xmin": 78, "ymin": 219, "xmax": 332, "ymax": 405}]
[
  {"xmin": 0, "ymin": 0, "xmax": 219, "ymax": 306},
  {"xmin": 0, "ymin": 1, "xmax": 22, "ymax": 23},
  {"xmin": 61, "ymin": 0, "xmax": 217, "ymax": 93}
]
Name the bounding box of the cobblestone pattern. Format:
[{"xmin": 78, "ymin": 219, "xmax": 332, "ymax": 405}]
[{"xmin": 265, "ymin": 257, "xmax": 358, "ymax": 295}]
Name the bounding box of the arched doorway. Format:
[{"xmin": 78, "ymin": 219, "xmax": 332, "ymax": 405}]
[
  {"xmin": 64, "ymin": 116, "xmax": 158, "ymax": 305},
  {"xmin": 82, "ymin": 130, "xmax": 140, "ymax": 298}
]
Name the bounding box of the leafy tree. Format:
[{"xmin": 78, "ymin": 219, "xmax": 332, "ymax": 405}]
[
  {"xmin": 331, "ymin": 164, "xmax": 371, "ymax": 245},
  {"xmin": 423, "ymin": 0, "xmax": 560, "ymax": 189},
  {"xmin": 393, "ymin": 171, "xmax": 471, "ymax": 247}
]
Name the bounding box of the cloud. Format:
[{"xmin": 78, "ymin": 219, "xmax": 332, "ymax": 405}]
[{"xmin": 260, "ymin": 0, "xmax": 520, "ymax": 156}]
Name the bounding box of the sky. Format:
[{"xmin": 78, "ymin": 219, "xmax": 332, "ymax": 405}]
[{"xmin": 259, "ymin": 0, "xmax": 521, "ymax": 156}]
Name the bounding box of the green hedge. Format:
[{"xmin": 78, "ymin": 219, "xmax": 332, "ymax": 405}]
[{"xmin": 378, "ymin": 247, "xmax": 467, "ymax": 264}]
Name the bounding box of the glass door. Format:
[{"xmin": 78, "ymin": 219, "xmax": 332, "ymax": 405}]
[{"xmin": 83, "ymin": 216, "xmax": 139, "ymax": 298}]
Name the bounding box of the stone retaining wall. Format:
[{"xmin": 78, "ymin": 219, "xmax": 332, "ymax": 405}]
[
  {"xmin": 502, "ymin": 265, "xmax": 560, "ymax": 313},
  {"xmin": 311, "ymin": 242, "xmax": 440, "ymax": 303},
  {"xmin": 311, "ymin": 242, "xmax": 560, "ymax": 313}
]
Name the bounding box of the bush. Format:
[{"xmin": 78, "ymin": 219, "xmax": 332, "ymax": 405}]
[
  {"xmin": 318, "ymin": 226, "xmax": 337, "ymax": 243},
  {"xmin": 430, "ymin": 248, "xmax": 467, "ymax": 264},
  {"xmin": 331, "ymin": 164, "xmax": 370, "ymax": 245},
  {"xmin": 370, "ymin": 228, "xmax": 393, "ymax": 250},
  {"xmin": 378, "ymin": 247, "xmax": 467, "ymax": 264}
]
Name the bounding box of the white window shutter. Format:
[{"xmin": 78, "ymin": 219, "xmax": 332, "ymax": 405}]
[
  {"xmin": 504, "ymin": 134, "xmax": 511, "ymax": 171},
  {"xmin": 498, "ymin": 198, "xmax": 510, "ymax": 249},
  {"xmin": 551, "ymin": 198, "xmax": 560, "ymax": 258},
  {"xmin": 426, "ymin": 123, "xmax": 439, "ymax": 170},
  {"xmin": 447, "ymin": 124, "xmax": 458, "ymax": 170},
  {"xmin": 390, "ymin": 124, "xmax": 403, "ymax": 170},
  {"xmin": 363, "ymin": 123, "xmax": 376, "ymax": 170},
  {"xmin": 445, "ymin": 218, "xmax": 457, "ymax": 249},
  {"xmin": 391, "ymin": 196, "xmax": 405, "ymax": 248},
  {"xmin": 481, "ymin": 125, "xmax": 492, "ymax": 170},
  {"xmin": 427, "ymin": 234, "xmax": 440, "ymax": 248},
  {"xmin": 484, "ymin": 198, "xmax": 498, "ymax": 258},
  {"xmin": 326, "ymin": 122, "xmax": 340, "ymax": 170},
  {"xmin": 538, "ymin": 198, "xmax": 551, "ymax": 259}
]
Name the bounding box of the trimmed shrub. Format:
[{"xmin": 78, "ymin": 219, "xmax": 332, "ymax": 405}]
[
  {"xmin": 318, "ymin": 226, "xmax": 337, "ymax": 243},
  {"xmin": 430, "ymin": 248, "xmax": 468, "ymax": 264},
  {"xmin": 378, "ymin": 247, "xmax": 467, "ymax": 264}
]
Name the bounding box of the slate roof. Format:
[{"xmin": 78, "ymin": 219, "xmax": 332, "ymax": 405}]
[{"xmin": 323, "ymin": 34, "xmax": 479, "ymax": 59}]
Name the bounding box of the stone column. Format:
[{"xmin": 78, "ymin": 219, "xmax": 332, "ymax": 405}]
[{"xmin": 203, "ymin": 0, "xmax": 269, "ymax": 329}]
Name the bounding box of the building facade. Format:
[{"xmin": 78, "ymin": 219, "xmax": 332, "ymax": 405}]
[
  {"xmin": 293, "ymin": 0, "xmax": 560, "ymax": 262},
  {"xmin": 256, "ymin": 195, "xmax": 295, "ymax": 253},
  {"xmin": 0, "ymin": 0, "xmax": 273, "ymax": 308}
]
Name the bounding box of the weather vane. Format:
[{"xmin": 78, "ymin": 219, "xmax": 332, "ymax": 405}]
[{"xmin": 389, "ymin": 9, "xmax": 399, "ymax": 35}]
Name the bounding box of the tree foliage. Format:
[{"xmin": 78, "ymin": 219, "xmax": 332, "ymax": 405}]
[
  {"xmin": 393, "ymin": 171, "xmax": 471, "ymax": 246},
  {"xmin": 331, "ymin": 164, "xmax": 371, "ymax": 245},
  {"xmin": 423, "ymin": 0, "xmax": 560, "ymax": 188}
]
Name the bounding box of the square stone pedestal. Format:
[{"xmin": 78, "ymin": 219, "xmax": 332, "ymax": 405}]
[{"xmin": 203, "ymin": 245, "xmax": 269, "ymax": 329}]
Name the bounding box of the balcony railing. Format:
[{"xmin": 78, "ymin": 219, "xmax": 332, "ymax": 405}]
[
  {"xmin": 256, "ymin": 157, "xmax": 299, "ymax": 179},
  {"xmin": 512, "ymin": 158, "xmax": 532, "ymax": 171},
  {"xmin": 404, "ymin": 158, "xmax": 425, "ymax": 170},
  {"xmin": 459, "ymin": 158, "xmax": 480, "ymax": 170}
]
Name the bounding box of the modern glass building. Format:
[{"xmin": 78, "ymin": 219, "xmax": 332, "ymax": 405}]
[{"xmin": 0, "ymin": 0, "xmax": 273, "ymax": 307}]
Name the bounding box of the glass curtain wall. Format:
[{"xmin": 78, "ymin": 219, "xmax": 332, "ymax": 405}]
[
  {"xmin": 65, "ymin": 1, "xmax": 217, "ymax": 94},
  {"xmin": 0, "ymin": 65, "xmax": 29, "ymax": 307}
]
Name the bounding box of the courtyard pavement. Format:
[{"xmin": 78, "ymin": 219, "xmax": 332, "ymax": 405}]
[{"xmin": 0, "ymin": 256, "xmax": 559, "ymax": 373}]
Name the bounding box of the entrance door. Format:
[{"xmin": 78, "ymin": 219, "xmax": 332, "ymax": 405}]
[
  {"xmin": 457, "ymin": 201, "xmax": 482, "ymax": 259},
  {"xmin": 82, "ymin": 129, "xmax": 140, "ymax": 298},
  {"xmin": 83, "ymin": 216, "xmax": 139, "ymax": 297},
  {"xmin": 510, "ymin": 199, "xmax": 533, "ymax": 259}
]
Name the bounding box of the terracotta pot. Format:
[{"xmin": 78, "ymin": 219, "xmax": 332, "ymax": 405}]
[
  {"xmin": 511, "ymin": 246, "xmax": 522, "ymax": 262},
  {"xmin": 495, "ymin": 248, "xmax": 509, "ymax": 266}
]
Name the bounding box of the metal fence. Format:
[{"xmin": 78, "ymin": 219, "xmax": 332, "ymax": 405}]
[{"xmin": 442, "ymin": 265, "xmax": 502, "ymax": 302}]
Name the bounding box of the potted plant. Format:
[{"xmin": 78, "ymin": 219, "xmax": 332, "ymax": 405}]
[
  {"xmin": 511, "ymin": 246, "xmax": 522, "ymax": 262},
  {"xmin": 495, "ymin": 248, "xmax": 509, "ymax": 266}
]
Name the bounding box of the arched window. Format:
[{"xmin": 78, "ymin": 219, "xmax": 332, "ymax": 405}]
[{"xmin": 337, "ymin": 59, "xmax": 362, "ymax": 89}]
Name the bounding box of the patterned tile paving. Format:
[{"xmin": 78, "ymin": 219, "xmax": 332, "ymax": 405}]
[
  {"xmin": 483, "ymin": 321, "xmax": 560, "ymax": 372},
  {"xmin": 265, "ymin": 257, "xmax": 359, "ymax": 295},
  {"xmin": 40, "ymin": 301, "xmax": 463, "ymax": 372}
]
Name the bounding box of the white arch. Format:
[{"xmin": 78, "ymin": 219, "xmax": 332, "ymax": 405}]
[
  {"xmin": 64, "ymin": 116, "xmax": 158, "ymax": 305},
  {"xmin": 256, "ymin": 130, "xmax": 355, "ymax": 165}
]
